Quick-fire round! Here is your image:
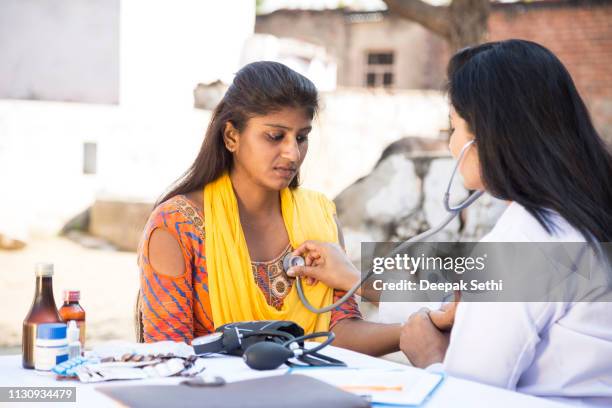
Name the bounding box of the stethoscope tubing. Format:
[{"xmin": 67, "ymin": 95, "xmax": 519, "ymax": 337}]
[{"xmin": 296, "ymin": 140, "xmax": 483, "ymax": 314}]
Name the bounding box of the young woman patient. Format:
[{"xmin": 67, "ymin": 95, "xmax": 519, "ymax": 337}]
[{"xmin": 137, "ymin": 61, "xmax": 401, "ymax": 356}]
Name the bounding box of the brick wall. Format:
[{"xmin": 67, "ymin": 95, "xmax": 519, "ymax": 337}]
[{"xmin": 489, "ymin": 1, "xmax": 612, "ymax": 142}]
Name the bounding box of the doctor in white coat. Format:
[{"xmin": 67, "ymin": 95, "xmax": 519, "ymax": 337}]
[{"xmin": 288, "ymin": 39, "xmax": 612, "ymax": 406}]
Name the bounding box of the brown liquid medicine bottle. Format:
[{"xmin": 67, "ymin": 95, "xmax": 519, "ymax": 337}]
[
  {"xmin": 22, "ymin": 263, "xmax": 62, "ymax": 369},
  {"xmin": 59, "ymin": 290, "xmax": 86, "ymax": 349}
]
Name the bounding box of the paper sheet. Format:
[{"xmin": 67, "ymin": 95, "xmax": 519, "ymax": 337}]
[{"xmin": 290, "ymin": 367, "xmax": 443, "ymax": 406}]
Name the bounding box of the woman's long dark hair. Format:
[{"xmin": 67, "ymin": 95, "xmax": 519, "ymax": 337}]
[
  {"xmin": 447, "ymin": 39, "xmax": 612, "ymax": 243},
  {"xmin": 157, "ymin": 61, "xmax": 318, "ymax": 205}
]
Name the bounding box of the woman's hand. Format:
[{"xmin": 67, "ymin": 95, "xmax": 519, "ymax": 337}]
[
  {"xmin": 400, "ymin": 308, "xmax": 450, "ymax": 368},
  {"xmin": 286, "ymin": 240, "xmax": 360, "ymax": 293}
]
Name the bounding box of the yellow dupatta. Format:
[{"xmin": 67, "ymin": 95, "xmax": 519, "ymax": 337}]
[{"xmin": 204, "ymin": 172, "xmax": 338, "ymax": 334}]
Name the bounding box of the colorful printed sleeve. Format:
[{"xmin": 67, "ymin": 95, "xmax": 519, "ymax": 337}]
[
  {"xmin": 329, "ymin": 289, "xmax": 362, "ymax": 329},
  {"xmin": 329, "ymin": 211, "xmax": 362, "ymax": 329},
  {"xmin": 137, "ymin": 199, "xmax": 196, "ymax": 343}
]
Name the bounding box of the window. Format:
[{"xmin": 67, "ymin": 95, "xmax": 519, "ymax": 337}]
[
  {"xmin": 383, "ymin": 72, "xmax": 393, "ymax": 86},
  {"xmin": 365, "ymin": 51, "xmax": 394, "ymax": 88},
  {"xmin": 83, "ymin": 142, "xmax": 97, "ymax": 175},
  {"xmin": 366, "ymin": 73, "xmax": 376, "ymax": 87}
]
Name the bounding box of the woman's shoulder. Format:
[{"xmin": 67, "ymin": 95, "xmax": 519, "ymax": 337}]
[
  {"xmin": 139, "ymin": 194, "xmax": 205, "ymax": 278},
  {"xmin": 145, "ymin": 194, "xmax": 205, "ymax": 239},
  {"xmin": 292, "ymin": 187, "xmax": 336, "ymax": 212},
  {"xmin": 482, "ymin": 202, "xmax": 584, "ymax": 243}
]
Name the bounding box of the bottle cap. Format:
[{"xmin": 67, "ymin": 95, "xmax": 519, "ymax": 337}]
[
  {"xmin": 67, "ymin": 320, "xmax": 80, "ymax": 343},
  {"xmin": 37, "ymin": 323, "xmax": 67, "ymax": 340},
  {"xmin": 35, "ymin": 263, "xmax": 54, "ymax": 277},
  {"xmin": 63, "ymin": 290, "xmax": 80, "ymax": 302}
]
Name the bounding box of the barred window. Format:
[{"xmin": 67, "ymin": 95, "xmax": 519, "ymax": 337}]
[{"xmin": 365, "ymin": 51, "xmax": 394, "ymax": 88}]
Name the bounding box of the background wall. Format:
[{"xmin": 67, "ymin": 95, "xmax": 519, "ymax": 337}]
[
  {"xmin": 0, "ymin": 0, "xmax": 119, "ymax": 104},
  {"xmin": 256, "ymin": 9, "xmax": 448, "ymax": 89}
]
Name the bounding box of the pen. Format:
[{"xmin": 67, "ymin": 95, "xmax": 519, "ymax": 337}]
[{"xmin": 341, "ymin": 385, "xmax": 403, "ymax": 392}]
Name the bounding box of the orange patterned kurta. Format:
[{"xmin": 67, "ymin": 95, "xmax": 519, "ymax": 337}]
[{"xmin": 137, "ymin": 195, "xmax": 362, "ymax": 343}]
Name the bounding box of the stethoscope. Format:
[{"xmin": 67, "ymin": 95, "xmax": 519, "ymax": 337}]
[{"xmin": 284, "ymin": 139, "xmax": 484, "ymax": 314}]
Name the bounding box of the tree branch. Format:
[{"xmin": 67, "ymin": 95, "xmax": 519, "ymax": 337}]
[{"xmin": 383, "ymin": 0, "xmax": 451, "ymax": 40}]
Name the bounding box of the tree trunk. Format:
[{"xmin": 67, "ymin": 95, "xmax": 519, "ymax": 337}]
[
  {"xmin": 383, "ymin": 0, "xmax": 490, "ymax": 50},
  {"xmin": 448, "ymin": 0, "xmax": 490, "ymax": 49}
]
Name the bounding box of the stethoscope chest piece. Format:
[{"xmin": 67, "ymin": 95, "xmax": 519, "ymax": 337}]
[{"xmin": 283, "ymin": 253, "xmax": 305, "ymax": 273}]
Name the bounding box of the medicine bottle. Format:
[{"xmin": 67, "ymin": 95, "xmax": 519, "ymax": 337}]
[
  {"xmin": 34, "ymin": 323, "xmax": 68, "ymax": 371},
  {"xmin": 59, "ymin": 290, "xmax": 86, "ymax": 348},
  {"xmin": 22, "ymin": 263, "xmax": 62, "ymax": 369}
]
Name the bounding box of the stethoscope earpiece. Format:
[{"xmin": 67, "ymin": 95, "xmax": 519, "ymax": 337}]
[{"xmin": 444, "ymin": 139, "xmax": 483, "ymax": 213}]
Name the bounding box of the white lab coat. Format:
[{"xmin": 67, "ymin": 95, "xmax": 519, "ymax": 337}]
[{"xmin": 443, "ymin": 202, "xmax": 612, "ymax": 406}]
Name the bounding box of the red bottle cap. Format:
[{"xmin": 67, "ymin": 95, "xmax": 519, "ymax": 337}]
[{"xmin": 63, "ymin": 290, "xmax": 80, "ymax": 302}]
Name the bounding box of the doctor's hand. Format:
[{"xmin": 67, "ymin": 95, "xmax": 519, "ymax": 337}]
[
  {"xmin": 286, "ymin": 241, "xmax": 361, "ymax": 294},
  {"xmin": 429, "ymin": 290, "xmax": 460, "ymax": 331},
  {"xmin": 400, "ymin": 308, "xmax": 450, "ymax": 368}
]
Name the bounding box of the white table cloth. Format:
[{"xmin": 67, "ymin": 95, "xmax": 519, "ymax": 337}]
[{"xmin": 0, "ymin": 344, "xmax": 566, "ymax": 407}]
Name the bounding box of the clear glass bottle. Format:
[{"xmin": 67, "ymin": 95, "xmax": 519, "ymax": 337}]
[
  {"xmin": 59, "ymin": 290, "xmax": 86, "ymax": 349},
  {"xmin": 22, "ymin": 263, "xmax": 62, "ymax": 369}
]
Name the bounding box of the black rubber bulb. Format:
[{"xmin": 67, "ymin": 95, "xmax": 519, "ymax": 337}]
[{"xmin": 243, "ymin": 342, "xmax": 295, "ymax": 370}]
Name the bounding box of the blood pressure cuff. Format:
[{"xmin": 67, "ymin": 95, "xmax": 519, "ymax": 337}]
[{"xmin": 193, "ymin": 320, "xmax": 304, "ymax": 357}]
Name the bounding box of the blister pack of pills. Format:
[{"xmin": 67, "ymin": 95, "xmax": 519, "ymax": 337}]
[{"xmin": 52, "ymin": 351, "xmax": 207, "ymax": 382}]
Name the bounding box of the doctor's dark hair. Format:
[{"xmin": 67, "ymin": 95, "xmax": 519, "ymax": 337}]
[
  {"xmin": 157, "ymin": 61, "xmax": 318, "ymax": 205},
  {"xmin": 447, "ymin": 39, "xmax": 612, "ymax": 243}
]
